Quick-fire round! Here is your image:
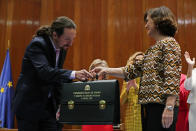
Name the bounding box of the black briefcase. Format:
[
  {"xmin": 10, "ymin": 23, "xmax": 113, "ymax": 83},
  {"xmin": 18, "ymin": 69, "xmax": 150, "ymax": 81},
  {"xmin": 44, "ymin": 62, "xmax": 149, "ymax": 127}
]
[{"xmin": 58, "ymin": 80, "xmax": 120, "ymax": 125}]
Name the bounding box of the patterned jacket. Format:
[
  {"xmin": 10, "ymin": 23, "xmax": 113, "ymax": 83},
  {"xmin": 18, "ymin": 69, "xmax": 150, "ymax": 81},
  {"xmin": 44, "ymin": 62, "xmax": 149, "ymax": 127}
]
[{"xmin": 123, "ymin": 37, "xmax": 181, "ymax": 106}]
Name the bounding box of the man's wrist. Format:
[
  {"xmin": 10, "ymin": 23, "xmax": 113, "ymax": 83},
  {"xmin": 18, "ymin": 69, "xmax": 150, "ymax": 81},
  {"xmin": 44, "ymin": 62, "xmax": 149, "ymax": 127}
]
[{"xmin": 70, "ymin": 71, "xmax": 76, "ymax": 79}]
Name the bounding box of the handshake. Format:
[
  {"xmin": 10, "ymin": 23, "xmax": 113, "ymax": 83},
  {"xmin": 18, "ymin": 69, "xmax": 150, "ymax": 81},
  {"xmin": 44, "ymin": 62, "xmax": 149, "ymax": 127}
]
[{"xmin": 75, "ymin": 67, "xmax": 108, "ymax": 81}]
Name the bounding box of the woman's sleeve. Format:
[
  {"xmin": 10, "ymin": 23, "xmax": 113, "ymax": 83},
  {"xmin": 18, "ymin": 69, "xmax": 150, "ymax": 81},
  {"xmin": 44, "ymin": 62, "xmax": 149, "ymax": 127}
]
[
  {"xmin": 184, "ymin": 77, "xmax": 193, "ymax": 91},
  {"xmin": 162, "ymin": 40, "xmax": 182, "ymax": 97},
  {"xmin": 184, "ymin": 69, "xmax": 196, "ymax": 91},
  {"xmin": 123, "ymin": 59, "xmax": 143, "ymax": 81}
]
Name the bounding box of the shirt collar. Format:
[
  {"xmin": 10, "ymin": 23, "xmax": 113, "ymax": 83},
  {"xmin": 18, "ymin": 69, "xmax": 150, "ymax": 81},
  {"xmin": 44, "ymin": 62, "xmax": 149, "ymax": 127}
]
[{"xmin": 49, "ymin": 37, "xmax": 60, "ymax": 52}]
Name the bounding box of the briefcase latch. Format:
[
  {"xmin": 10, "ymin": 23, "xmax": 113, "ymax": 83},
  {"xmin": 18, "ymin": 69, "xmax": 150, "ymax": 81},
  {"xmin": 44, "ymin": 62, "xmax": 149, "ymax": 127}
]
[
  {"xmin": 99, "ymin": 100, "xmax": 106, "ymax": 110},
  {"xmin": 68, "ymin": 100, "xmax": 74, "ymax": 110}
]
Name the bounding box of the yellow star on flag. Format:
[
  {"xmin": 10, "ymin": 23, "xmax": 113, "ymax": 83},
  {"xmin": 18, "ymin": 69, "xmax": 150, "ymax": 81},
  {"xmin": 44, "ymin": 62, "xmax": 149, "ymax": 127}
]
[
  {"xmin": 7, "ymin": 81, "xmax": 13, "ymax": 88},
  {"xmin": 0, "ymin": 87, "xmax": 4, "ymax": 93}
]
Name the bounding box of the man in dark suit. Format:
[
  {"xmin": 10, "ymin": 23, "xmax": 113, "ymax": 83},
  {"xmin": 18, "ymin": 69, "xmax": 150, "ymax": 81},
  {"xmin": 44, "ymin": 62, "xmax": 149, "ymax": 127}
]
[{"xmin": 14, "ymin": 16, "xmax": 92, "ymax": 131}]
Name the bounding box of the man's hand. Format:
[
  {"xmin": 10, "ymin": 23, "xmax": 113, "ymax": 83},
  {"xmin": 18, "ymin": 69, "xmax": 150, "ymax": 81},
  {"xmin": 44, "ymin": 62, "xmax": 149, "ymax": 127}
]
[{"xmin": 75, "ymin": 69, "xmax": 93, "ymax": 81}]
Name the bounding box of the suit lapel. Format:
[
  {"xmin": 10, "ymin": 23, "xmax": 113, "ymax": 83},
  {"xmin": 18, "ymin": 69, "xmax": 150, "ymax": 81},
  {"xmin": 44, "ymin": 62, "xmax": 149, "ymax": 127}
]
[
  {"xmin": 57, "ymin": 49, "xmax": 67, "ymax": 68},
  {"xmin": 44, "ymin": 36, "xmax": 56, "ymax": 67}
]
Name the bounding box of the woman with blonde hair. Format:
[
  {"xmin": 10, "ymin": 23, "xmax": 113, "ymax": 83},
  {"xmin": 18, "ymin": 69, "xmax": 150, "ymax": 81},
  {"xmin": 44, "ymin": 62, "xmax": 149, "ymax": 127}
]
[
  {"xmin": 82, "ymin": 59, "xmax": 113, "ymax": 131},
  {"xmin": 120, "ymin": 52, "xmax": 144, "ymax": 131}
]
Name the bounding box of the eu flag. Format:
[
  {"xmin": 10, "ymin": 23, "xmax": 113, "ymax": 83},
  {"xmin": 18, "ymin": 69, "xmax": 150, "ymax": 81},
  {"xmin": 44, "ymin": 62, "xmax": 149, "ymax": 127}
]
[{"xmin": 0, "ymin": 49, "xmax": 14, "ymax": 128}]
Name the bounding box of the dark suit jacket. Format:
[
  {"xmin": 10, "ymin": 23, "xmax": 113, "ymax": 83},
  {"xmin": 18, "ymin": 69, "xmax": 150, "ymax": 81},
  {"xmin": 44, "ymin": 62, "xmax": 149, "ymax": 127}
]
[{"xmin": 14, "ymin": 36, "xmax": 72, "ymax": 121}]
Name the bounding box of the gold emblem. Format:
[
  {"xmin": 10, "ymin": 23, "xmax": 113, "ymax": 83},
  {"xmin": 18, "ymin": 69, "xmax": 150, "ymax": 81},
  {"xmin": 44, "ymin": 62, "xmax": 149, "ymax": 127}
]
[
  {"xmin": 68, "ymin": 100, "xmax": 74, "ymax": 110},
  {"xmin": 84, "ymin": 85, "xmax": 90, "ymax": 91},
  {"xmin": 99, "ymin": 100, "xmax": 106, "ymax": 110}
]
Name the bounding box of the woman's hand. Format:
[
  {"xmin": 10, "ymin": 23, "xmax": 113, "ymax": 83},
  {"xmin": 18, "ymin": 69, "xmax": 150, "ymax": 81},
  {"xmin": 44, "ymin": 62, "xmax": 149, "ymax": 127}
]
[
  {"xmin": 91, "ymin": 67, "xmax": 125, "ymax": 78},
  {"xmin": 162, "ymin": 95, "xmax": 176, "ymax": 128},
  {"xmin": 162, "ymin": 107, "xmax": 174, "ymax": 128},
  {"xmin": 126, "ymin": 80, "xmax": 138, "ymax": 92},
  {"xmin": 184, "ymin": 51, "xmax": 195, "ymax": 67},
  {"xmin": 91, "ymin": 67, "xmax": 109, "ymax": 78}
]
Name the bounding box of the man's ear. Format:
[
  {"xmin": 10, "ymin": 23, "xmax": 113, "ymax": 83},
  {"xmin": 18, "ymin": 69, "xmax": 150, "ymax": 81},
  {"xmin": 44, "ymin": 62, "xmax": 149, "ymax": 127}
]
[{"xmin": 52, "ymin": 32, "xmax": 58, "ymax": 39}]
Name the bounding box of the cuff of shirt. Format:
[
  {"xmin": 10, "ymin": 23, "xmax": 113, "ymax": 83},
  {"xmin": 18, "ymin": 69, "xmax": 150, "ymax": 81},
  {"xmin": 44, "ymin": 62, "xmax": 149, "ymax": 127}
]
[{"xmin": 70, "ymin": 71, "xmax": 76, "ymax": 79}]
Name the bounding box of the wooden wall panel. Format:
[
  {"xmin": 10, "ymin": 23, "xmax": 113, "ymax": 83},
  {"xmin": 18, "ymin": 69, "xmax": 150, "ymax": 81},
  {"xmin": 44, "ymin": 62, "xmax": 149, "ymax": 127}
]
[
  {"xmin": 1, "ymin": 0, "xmax": 196, "ymax": 129},
  {"xmin": 191, "ymin": 0, "xmax": 196, "ymax": 66},
  {"xmin": 0, "ymin": 0, "xmax": 7, "ymax": 70},
  {"xmin": 10, "ymin": 0, "xmax": 41, "ymax": 85}
]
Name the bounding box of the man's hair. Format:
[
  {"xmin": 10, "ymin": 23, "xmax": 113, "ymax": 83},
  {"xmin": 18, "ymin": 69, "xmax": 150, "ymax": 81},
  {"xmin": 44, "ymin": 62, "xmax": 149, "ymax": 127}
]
[
  {"xmin": 144, "ymin": 6, "xmax": 177, "ymax": 37},
  {"xmin": 35, "ymin": 16, "xmax": 76, "ymax": 37}
]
